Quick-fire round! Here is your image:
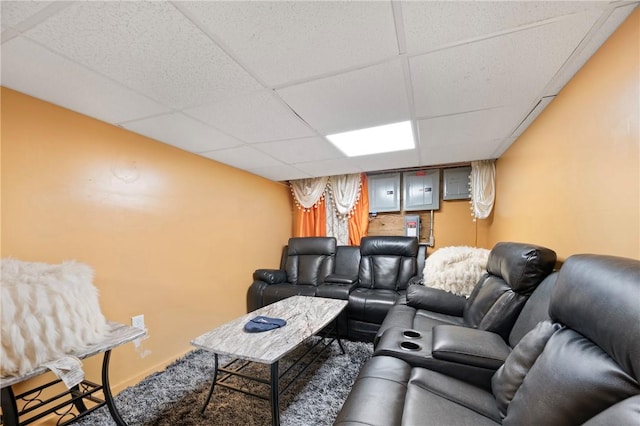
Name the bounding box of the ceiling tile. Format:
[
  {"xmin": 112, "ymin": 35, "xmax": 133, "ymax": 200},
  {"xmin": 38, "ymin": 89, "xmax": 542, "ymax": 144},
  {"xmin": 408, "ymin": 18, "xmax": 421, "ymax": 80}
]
[
  {"xmin": 1, "ymin": 37, "xmax": 170, "ymax": 123},
  {"xmin": 248, "ymin": 165, "xmax": 311, "ymax": 182},
  {"xmin": 544, "ymin": 3, "xmax": 639, "ymax": 96},
  {"xmin": 278, "ymin": 60, "xmax": 411, "ymax": 134},
  {"xmin": 121, "ymin": 113, "xmax": 242, "ymax": 154},
  {"xmin": 402, "ymin": 1, "xmax": 607, "ymax": 54},
  {"xmin": 1, "ymin": 1, "xmax": 53, "ymax": 31},
  {"xmin": 419, "ymin": 139, "xmax": 501, "ymax": 166},
  {"xmin": 252, "ymin": 137, "xmax": 343, "ymax": 165},
  {"xmin": 184, "ymin": 90, "xmax": 316, "ymax": 143},
  {"xmin": 352, "ymin": 150, "xmax": 420, "ymax": 174},
  {"xmin": 200, "ymin": 145, "xmax": 283, "ymax": 170},
  {"xmin": 417, "ymin": 105, "xmax": 530, "ymax": 148},
  {"xmin": 410, "ymin": 10, "xmax": 601, "ymax": 117},
  {"xmin": 178, "ymin": 1, "xmax": 399, "ymax": 86},
  {"xmin": 294, "ymin": 158, "xmax": 362, "ymax": 178},
  {"xmin": 24, "ymin": 1, "xmax": 264, "ymax": 109}
]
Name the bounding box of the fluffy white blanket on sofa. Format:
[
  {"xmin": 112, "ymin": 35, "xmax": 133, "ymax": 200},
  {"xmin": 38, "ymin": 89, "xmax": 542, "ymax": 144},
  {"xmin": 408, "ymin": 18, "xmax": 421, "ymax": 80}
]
[
  {"xmin": 422, "ymin": 246, "xmax": 491, "ymax": 297},
  {"xmin": 1, "ymin": 259, "xmax": 108, "ymax": 377}
]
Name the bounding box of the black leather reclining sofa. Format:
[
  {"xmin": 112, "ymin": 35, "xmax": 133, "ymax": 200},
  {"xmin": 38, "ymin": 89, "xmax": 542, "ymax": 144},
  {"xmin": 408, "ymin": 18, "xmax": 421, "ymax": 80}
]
[
  {"xmin": 335, "ymin": 254, "xmax": 640, "ymax": 425},
  {"xmin": 247, "ymin": 236, "xmax": 426, "ymax": 341},
  {"xmin": 372, "ymin": 242, "xmax": 557, "ymax": 389}
]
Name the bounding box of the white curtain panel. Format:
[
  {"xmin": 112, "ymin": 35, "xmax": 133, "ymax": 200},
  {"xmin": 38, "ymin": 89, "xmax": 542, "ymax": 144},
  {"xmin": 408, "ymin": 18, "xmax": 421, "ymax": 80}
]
[
  {"xmin": 290, "ymin": 176, "xmax": 329, "ymax": 210},
  {"xmin": 325, "ymin": 194, "xmax": 349, "ymax": 245},
  {"xmin": 470, "ymin": 160, "xmax": 496, "ymax": 220},
  {"xmin": 325, "ymin": 173, "xmax": 362, "ymax": 245},
  {"xmin": 327, "ymin": 174, "xmax": 363, "ymax": 218}
]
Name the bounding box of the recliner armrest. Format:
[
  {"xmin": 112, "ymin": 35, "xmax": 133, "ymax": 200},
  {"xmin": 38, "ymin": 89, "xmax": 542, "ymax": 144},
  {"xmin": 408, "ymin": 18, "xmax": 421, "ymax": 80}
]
[
  {"xmin": 316, "ymin": 281, "xmax": 357, "ymax": 300},
  {"xmin": 253, "ymin": 269, "xmax": 288, "ymax": 284},
  {"xmin": 432, "ymin": 325, "xmax": 511, "ymax": 370},
  {"xmin": 406, "ymin": 284, "xmax": 466, "ymax": 316},
  {"xmin": 324, "ymin": 274, "xmax": 358, "ymax": 285}
]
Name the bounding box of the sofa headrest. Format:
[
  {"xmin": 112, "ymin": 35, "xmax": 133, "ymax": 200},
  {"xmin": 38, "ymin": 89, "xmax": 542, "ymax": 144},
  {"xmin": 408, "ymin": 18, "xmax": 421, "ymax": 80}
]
[
  {"xmin": 287, "ymin": 237, "xmax": 336, "ymax": 256},
  {"xmin": 550, "ymin": 254, "xmax": 640, "ymax": 378},
  {"xmin": 486, "ymin": 242, "xmax": 556, "ymax": 292},
  {"xmin": 360, "ymin": 236, "xmax": 419, "ymax": 257}
]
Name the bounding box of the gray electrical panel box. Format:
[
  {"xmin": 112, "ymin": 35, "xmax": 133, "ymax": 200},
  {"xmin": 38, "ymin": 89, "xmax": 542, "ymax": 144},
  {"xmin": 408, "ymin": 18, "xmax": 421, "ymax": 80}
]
[
  {"xmin": 405, "ymin": 215, "xmax": 420, "ymax": 239},
  {"xmin": 403, "ymin": 170, "xmax": 440, "ymax": 211},
  {"xmin": 443, "ymin": 167, "xmax": 471, "ymax": 200},
  {"xmin": 368, "ymin": 173, "xmax": 400, "ymax": 213}
]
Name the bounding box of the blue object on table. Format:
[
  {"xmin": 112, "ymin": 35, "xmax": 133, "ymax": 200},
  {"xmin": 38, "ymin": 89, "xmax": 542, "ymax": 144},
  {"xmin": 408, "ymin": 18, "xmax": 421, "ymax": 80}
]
[{"xmin": 244, "ymin": 316, "xmax": 287, "ymax": 333}]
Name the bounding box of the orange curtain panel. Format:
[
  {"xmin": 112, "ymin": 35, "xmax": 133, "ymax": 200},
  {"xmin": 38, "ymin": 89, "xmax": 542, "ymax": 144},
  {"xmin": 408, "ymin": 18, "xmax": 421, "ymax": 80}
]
[
  {"xmin": 290, "ymin": 177, "xmax": 328, "ymax": 237},
  {"xmin": 348, "ymin": 173, "xmax": 369, "ymax": 245},
  {"xmin": 293, "ymin": 197, "xmax": 327, "ymax": 237}
]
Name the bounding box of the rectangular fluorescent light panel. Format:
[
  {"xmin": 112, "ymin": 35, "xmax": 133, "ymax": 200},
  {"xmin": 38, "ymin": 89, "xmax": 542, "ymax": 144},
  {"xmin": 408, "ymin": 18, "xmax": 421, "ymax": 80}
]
[{"xmin": 326, "ymin": 121, "xmax": 415, "ymax": 157}]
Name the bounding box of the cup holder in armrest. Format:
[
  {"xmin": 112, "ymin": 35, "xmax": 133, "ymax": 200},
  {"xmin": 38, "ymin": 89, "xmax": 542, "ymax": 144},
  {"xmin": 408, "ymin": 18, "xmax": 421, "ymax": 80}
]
[
  {"xmin": 400, "ymin": 341, "xmax": 421, "ymax": 351},
  {"xmin": 403, "ymin": 330, "xmax": 421, "ymax": 339}
]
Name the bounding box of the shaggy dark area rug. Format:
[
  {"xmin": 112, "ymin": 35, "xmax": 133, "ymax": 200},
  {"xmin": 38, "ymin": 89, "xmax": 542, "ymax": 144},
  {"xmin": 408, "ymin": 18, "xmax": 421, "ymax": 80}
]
[{"xmin": 75, "ymin": 338, "xmax": 372, "ymax": 426}]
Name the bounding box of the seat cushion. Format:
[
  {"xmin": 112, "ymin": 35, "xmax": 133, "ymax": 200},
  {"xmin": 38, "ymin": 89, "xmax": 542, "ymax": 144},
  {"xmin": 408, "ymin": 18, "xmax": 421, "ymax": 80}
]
[
  {"xmin": 334, "ymin": 356, "xmax": 412, "ymax": 426},
  {"xmin": 348, "ymin": 288, "xmax": 404, "ymax": 324},
  {"xmin": 334, "ymin": 356, "xmax": 500, "ymax": 426},
  {"xmin": 405, "ymin": 368, "xmax": 501, "ymax": 425}
]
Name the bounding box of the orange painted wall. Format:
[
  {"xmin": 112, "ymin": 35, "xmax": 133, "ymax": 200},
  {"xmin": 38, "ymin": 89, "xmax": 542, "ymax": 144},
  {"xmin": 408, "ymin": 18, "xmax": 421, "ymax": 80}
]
[
  {"xmin": 430, "ymin": 200, "xmax": 491, "ymax": 253},
  {"xmin": 487, "ymin": 9, "xmax": 639, "ymax": 261},
  {"xmin": 1, "ymin": 88, "xmax": 293, "ymax": 393}
]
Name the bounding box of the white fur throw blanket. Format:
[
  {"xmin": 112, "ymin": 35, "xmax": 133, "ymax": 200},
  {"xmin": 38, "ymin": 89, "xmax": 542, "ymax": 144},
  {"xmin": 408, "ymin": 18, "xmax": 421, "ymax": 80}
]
[
  {"xmin": 422, "ymin": 246, "xmax": 491, "ymax": 297},
  {"xmin": 1, "ymin": 259, "xmax": 108, "ymax": 377}
]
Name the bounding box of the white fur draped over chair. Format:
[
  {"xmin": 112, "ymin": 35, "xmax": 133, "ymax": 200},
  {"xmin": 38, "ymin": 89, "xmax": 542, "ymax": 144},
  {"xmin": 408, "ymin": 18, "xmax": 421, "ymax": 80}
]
[
  {"xmin": 1, "ymin": 258, "xmax": 109, "ymax": 377},
  {"xmin": 422, "ymin": 246, "xmax": 491, "ymax": 297}
]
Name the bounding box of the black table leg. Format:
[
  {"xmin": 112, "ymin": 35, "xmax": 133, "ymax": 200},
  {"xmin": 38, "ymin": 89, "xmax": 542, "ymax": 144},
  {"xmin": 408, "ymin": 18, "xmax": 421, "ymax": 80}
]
[
  {"xmin": 332, "ymin": 318, "xmax": 346, "ymax": 355},
  {"xmin": 102, "ymin": 350, "xmax": 127, "ymax": 426},
  {"xmin": 70, "ymin": 384, "xmax": 89, "ymax": 413},
  {"xmin": 336, "ymin": 335, "xmax": 346, "ymax": 355},
  {"xmin": 1, "ymin": 387, "xmax": 19, "ymax": 426},
  {"xmin": 270, "ymin": 361, "xmax": 280, "ymax": 426},
  {"xmin": 200, "ymin": 354, "xmax": 219, "ymax": 415}
]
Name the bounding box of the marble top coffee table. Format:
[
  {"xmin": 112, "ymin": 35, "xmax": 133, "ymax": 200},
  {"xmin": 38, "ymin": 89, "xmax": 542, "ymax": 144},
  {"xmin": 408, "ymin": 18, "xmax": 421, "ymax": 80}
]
[{"xmin": 191, "ymin": 296, "xmax": 348, "ymax": 426}]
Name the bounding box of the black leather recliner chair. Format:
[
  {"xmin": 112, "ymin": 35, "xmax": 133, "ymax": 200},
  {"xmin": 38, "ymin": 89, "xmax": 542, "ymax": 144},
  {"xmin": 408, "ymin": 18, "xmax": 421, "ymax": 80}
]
[
  {"xmin": 375, "ymin": 242, "xmax": 557, "ymax": 343},
  {"xmin": 346, "ymin": 236, "xmax": 422, "ymax": 341},
  {"xmin": 335, "ymin": 254, "xmax": 640, "ymax": 425},
  {"xmin": 246, "ymin": 237, "xmax": 336, "ymax": 312}
]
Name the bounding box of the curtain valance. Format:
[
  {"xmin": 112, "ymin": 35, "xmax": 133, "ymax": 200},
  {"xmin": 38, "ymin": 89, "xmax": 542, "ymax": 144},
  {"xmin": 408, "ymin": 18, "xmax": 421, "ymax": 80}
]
[
  {"xmin": 290, "ymin": 177, "xmax": 329, "ymax": 210},
  {"xmin": 291, "ymin": 173, "xmax": 369, "ymax": 245},
  {"xmin": 327, "ymin": 173, "xmax": 363, "ymax": 219},
  {"xmin": 470, "ymin": 160, "xmax": 496, "ymax": 220}
]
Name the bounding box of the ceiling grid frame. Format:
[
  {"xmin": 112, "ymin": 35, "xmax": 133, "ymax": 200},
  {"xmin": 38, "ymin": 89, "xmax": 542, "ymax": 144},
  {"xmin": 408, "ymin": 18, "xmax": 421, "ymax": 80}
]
[{"xmin": 1, "ymin": 0, "xmax": 636, "ymax": 181}]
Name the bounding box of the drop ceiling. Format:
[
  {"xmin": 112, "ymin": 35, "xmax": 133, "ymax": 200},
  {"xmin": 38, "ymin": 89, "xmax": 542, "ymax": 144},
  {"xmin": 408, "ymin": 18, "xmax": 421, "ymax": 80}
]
[{"xmin": 1, "ymin": 1, "xmax": 637, "ymax": 181}]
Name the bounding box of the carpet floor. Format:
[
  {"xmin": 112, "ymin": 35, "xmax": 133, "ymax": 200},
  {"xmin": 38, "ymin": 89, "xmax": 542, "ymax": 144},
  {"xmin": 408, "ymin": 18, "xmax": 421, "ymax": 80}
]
[{"xmin": 75, "ymin": 338, "xmax": 372, "ymax": 426}]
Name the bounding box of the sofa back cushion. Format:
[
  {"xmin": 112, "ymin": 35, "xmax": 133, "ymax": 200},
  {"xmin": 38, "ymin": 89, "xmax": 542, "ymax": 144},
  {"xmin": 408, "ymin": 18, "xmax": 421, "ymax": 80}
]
[
  {"xmin": 285, "ymin": 237, "xmax": 336, "ymax": 286},
  {"xmin": 462, "ymin": 242, "xmax": 556, "ymax": 339},
  {"xmin": 507, "ymin": 272, "xmax": 558, "ymax": 346},
  {"xmin": 358, "ymin": 236, "xmax": 419, "ymax": 290},
  {"xmin": 492, "ymin": 254, "xmax": 640, "ymax": 425},
  {"xmin": 334, "ymin": 245, "xmax": 361, "ymax": 279}
]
